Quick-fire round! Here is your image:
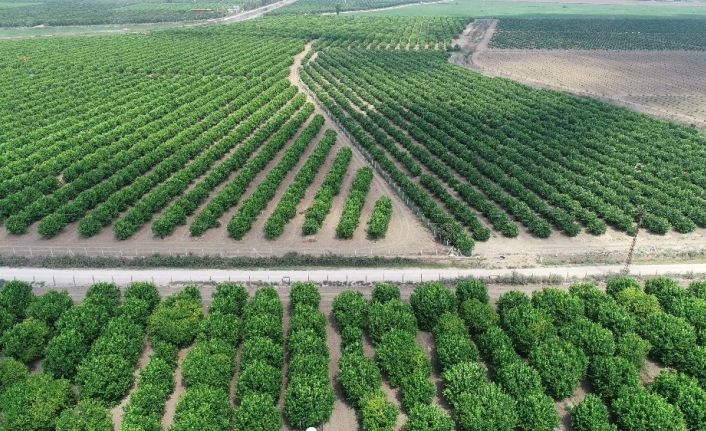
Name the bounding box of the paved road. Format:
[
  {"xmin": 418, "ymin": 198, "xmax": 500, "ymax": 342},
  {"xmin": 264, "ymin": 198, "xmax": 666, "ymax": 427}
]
[{"xmin": 2, "ymin": 263, "xmax": 705, "ymax": 290}]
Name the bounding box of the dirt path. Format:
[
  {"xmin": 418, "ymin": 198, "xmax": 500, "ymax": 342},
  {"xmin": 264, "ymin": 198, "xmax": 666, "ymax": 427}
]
[
  {"xmin": 327, "ymin": 311, "xmax": 358, "ymax": 430},
  {"xmin": 111, "ymin": 340, "xmax": 153, "ymax": 430},
  {"xmin": 161, "ymin": 347, "xmax": 190, "ymax": 428},
  {"xmin": 449, "ymin": 18, "xmax": 497, "ymax": 68}
]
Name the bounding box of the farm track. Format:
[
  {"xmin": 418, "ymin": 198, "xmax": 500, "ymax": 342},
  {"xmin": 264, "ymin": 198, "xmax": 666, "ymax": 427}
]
[{"xmin": 6, "ymin": 263, "xmax": 706, "ymax": 294}]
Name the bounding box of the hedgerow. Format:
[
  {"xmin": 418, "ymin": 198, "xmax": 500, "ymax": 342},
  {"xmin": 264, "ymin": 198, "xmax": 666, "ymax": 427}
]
[
  {"xmin": 264, "ymin": 129, "xmax": 337, "ymax": 239},
  {"xmin": 367, "ymin": 299, "xmax": 417, "ymax": 344},
  {"xmin": 0, "ymin": 373, "xmax": 73, "ymax": 431},
  {"xmin": 336, "ymin": 166, "xmax": 373, "ymax": 239},
  {"xmin": 302, "ymin": 147, "xmax": 352, "ymax": 235},
  {"xmin": 26, "ymin": 290, "xmax": 73, "ymax": 330},
  {"xmin": 528, "ymin": 338, "xmax": 588, "ymax": 400},
  {"xmin": 612, "ymin": 388, "xmax": 687, "ymax": 431},
  {"xmin": 56, "ymin": 399, "xmax": 112, "ymax": 431},
  {"xmin": 410, "ymin": 282, "xmax": 457, "ymax": 331},
  {"xmin": 455, "ymin": 278, "xmax": 489, "ymax": 304},
  {"xmin": 570, "ymin": 394, "xmax": 617, "ymax": 431},
  {"xmin": 1, "ymin": 318, "xmax": 49, "ymax": 364},
  {"xmin": 367, "ymin": 196, "xmax": 393, "ymax": 239}
]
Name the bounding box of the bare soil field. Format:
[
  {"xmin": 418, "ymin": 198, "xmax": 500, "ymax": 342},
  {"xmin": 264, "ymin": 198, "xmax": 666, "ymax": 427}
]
[{"xmin": 474, "ymin": 49, "xmax": 706, "ymax": 129}]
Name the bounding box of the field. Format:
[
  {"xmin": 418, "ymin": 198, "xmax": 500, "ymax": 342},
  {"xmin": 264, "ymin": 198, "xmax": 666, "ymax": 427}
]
[
  {"xmin": 2, "ymin": 276, "xmax": 706, "ymax": 430},
  {"xmin": 352, "ymin": 0, "xmax": 706, "ymax": 18},
  {"xmin": 1, "ymin": 14, "xmax": 705, "ymax": 262},
  {"xmin": 0, "ymin": 0, "xmax": 269, "ymax": 27},
  {"xmin": 489, "ymin": 17, "xmax": 706, "ymax": 50},
  {"xmin": 474, "ymin": 49, "xmax": 706, "ymax": 129},
  {"xmin": 269, "ymin": 0, "xmax": 422, "ymax": 15}
]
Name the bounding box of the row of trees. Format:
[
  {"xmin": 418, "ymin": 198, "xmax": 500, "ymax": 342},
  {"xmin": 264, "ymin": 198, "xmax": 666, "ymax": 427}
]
[
  {"xmin": 190, "ymin": 104, "xmax": 314, "ymax": 236},
  {"xmin": 152, "ymin": 92, "xmax": 305, "ymax": 238},
  {"xmin": 228, "ymin": 115, "xmax": 326, "ymax": 239},
  {"xmin": 264, "ymin": 130, "xmax": 337, "ymax": 239},
  {"xmin": 302, "ymin": 147, "xmax": 352, "ymax": 235},
  {"xmin": 336, "ymin": 167, "xmax": 373, "ymax": 239}
]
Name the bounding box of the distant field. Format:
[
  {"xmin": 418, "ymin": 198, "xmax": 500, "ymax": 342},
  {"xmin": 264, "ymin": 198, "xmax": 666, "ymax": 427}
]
[
  {"xmin": 354, "ymin": 0, "xmax": 706, "ymax": 17},
  {"xmin": 269, "ymin": 0, "xmax": 420, "ymax": 15},
  {"xmin": 0, "ymin": 0, "xmax": 259, "ymax": 27},
  {"xmin": 489, "ymin": 17, "xmax": 706, "ymax": 50}
]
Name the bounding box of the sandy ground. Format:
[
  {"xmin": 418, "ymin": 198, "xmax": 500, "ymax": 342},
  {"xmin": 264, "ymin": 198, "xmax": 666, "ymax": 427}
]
[
  {"xmin": 161, "ymin": 347, "xmax": 190, "ymax": 428},
  {"xmin": 457, "ymin": 19, "xmax": 706, "ymax": 130},
  {"xmin": 111, "ymin": 340, "xmax": 153, "ymax": 430}
]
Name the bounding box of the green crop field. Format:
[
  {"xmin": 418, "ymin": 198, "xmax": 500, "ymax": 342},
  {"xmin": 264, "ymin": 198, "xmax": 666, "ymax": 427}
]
[
  {"xmin": 269, "ymin": 0, "xmax": 420, "ymax": 15},
  {"xmin": 0, "ymin": 0, "xmax": 266, "ymax": 27},
  {"xmin": 2, "ymin": 276, "xmax": 706, "ymax": 430},
  {"xmin": 352, "ymin": 0, "xmax": 706, "ymax": 18},
  {"xmin": 490, "ymin": 17, "xmax": 706, "ymax": 50}
]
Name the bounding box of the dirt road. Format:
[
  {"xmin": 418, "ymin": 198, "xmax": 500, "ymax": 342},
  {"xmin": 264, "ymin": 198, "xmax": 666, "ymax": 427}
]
[{"xmin": 3, "ymin": 263, "xmax": 704, "ymax": 291}]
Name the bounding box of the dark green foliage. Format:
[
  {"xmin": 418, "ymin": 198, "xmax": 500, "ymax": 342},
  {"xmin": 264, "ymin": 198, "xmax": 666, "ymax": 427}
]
[
  {"xmin": 606, "ymin": 276, "xmax": 641, "ymax": 297},
  {"xmin": 360, "ymin": 390, "xmax": 399, "ymax": 431},
  {"xmin": 441, "ymin": 361, "xmax": 487, "ymax": 407},
  {"xmin": 171, "ymin": 386, "xmax": 231, "ymax": 431},
  {"xmin": 55, "ymin": 299, "xmax": 112, "ymax": 341},
  {"xmin": 182, "ymin": 339, "xmax": 235, "ymax": 390},
  {"xmin": 43, "ymin": 329, "xmax": 89, "ymax": 379},
  {"xmin": 531, "ymin": 288, "xmax": 584, "ymax": 325},
  {"xmin": 560, "ymin": 318, "xmax": 615, "ymax": 357},
  {"xmin": 284, "ymin": 374, "xmax": 335, "ymax": 428},
  {"xmin": 400, "ymin": 370, "xmax": 435, "ymax": 410},
  {"xmin": 612, "ymin": 388, "xmax": 687, "ymax": 431},
  {"xmin": 137, "ymin": 357, "xmax": 175, "ymax": 395},
  {"xmin": 638, "ymin": 312, "xmax": 696, "ymax": 366},
  {"xmin": 237, "ymin": 360, "xmax": 282, "ymax": 402},
  {"xmin": 502, "ymin": 304, "xmax": 556, "ymax": 356},
  {"xmin": 570, "ymin": 394, "xmax": 617, "ymax": 431},
  {"xmin": 336, "ymin": 166, "xmax": 373, "ymax": 239},
  {"xmin": 240, "ymin": 336, "xmax": 284, "ymax": 369},
  {"xmin": 515, "ymin": 391, "xmax": 560, "ymax": 431},
  {"xmin": 0, "ymin": 373, "xmax": 73, "ymax": 431},
  {"xmin": 288, "ymin": 304, "xmax": 327, "ymax": 339},
  {"xmin": 287, "ymin": 353, "xmax": 328, "ymax": 379},
  {"xmin": 244, "ymin": 287, "xmax": 282, "ymax": 320},
  {"xmin": 650, "ymin": 371, "xmax": 706, "ymax": 431},
  {"xmin": 332, "ymin": 290, "xmax": 368, "ymax": 330},
  {"xmin": 528, "ymin": 338, "xmax": 588, "ymax": 400},
  {"xmin": 0, "ymin": 307, "xmax": 15, "ymax": 335},
  {"xmin": 302, "ymin": 147, "xmax": 353, "ymax": 236},
  {"xmin": 85, "ymin": 282, "xmax": 121, "ymax": 307},
  {"xmin": 455, "ymin": 278, "xmax": 489, "ymax": 304},
  {"xmin": 287, "ymin": 328, "xmax": 328, "ymax": 359},
  {"xmin": 0, "ymin": 357, "xmax": 28, "ymax": 393},
  {"xmin": 341, "ymin": 325, "xmax": 364, "ymax": 348},
  {"xmin": 367, "ymin": 196, "xmax": 393, "ymax": 239},
  {"xmin": 337, "ymin": 349, "xmax": 382, "ymax": 407},
  {"xmin": 243, "ymin": 313, "xmax": 284, "ymax": 344},
  {"xmin": 404, "ymin": 404, "xmax": 454, "ymax": 431},
  {"xmin": 435, "ymin": 332, "xmax": 478, "ymax": 372},
  {"xmin": 56, "ymin": 399, "xmax": 112, "ymax": 431},
  {"xmin": 476, "ymin": 326, "xmax": 521, "ymax": 370},
  {"xmin": 688, "ymin": 281, "xmax": 706, "ymax": 300},
  {"xmin": 148, "ymin": 290, "xmax": 202, "ymax": 348},
  {"xmin": 432, "ymin": 312, "xmax": 467, "ymax": 339},
  {"xmin": 453, "ymin": 383, "xmax": 517, "ymax": 431},
  {"xmin": 124, "ymin": 282, "xmax": 160, "ymax": 312},
  {"xmin": 198, "ymin": 312, "xmax": 240, "ymax": 344},
  {"xmin": 375, "ymin": 329, "xmax": 430, "ymax": 387},
  {"xmin": 151, "ymin": 339, "xmax": 179, "ymax": 368},
  {"xmin": 615, "ymin": 332, "xmax": 651, "ymax": 370},
  {"xmin": 290, "ymin": 282, "xmax": 321, "ymax": 309},
  {"xmin": 234, "ymin": 393, "xmax": 281, "ymax": 431},
  {"xmin": 75, "ymin": 354, "xmax": 133, "ymax": 406},
  {"xmin": 371, "ymin": 282, "xmax": 400, "ymax": 304},
  {"xmin": 459, "ymin": 298, "xmax": 499, "ymax": 335},
  {"xmin": 25, "ymin": 290, "xmax": 73, "ymax": 329},
  {"xmin": 117, "ymin": 298, "xmax": 151, "ymax": 326},
  {"xmin": 588, "ymin": 356, "xmax": 640, "ymax": 402},
  {"xmin": 210, "ymin": 282, "xmax": 248, "ymax": 316},
  {"xmin": 368, "ymin": 299, "xmax": 417, "ymax": 344},
  {"xmin": 494, "ymin": 361, "xmax": 544, "ymax": 398},
  {"xmin": 0, "ymin": 280, "xmax": 33, "ymax": 319},
  {"xmin": 410, "ymin": 282, "xmax": 457, "ymax": 331},
  {"xmin": 2, "ymin": 318, "xmax": 49, "ymax": 364},
  {"xmin": 497, "ymin": 291, "xmax": 531, "ymax": 318},
  {"xmin": 89, "ymin": 316, "xmax": 143, "ymax": 363}
]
